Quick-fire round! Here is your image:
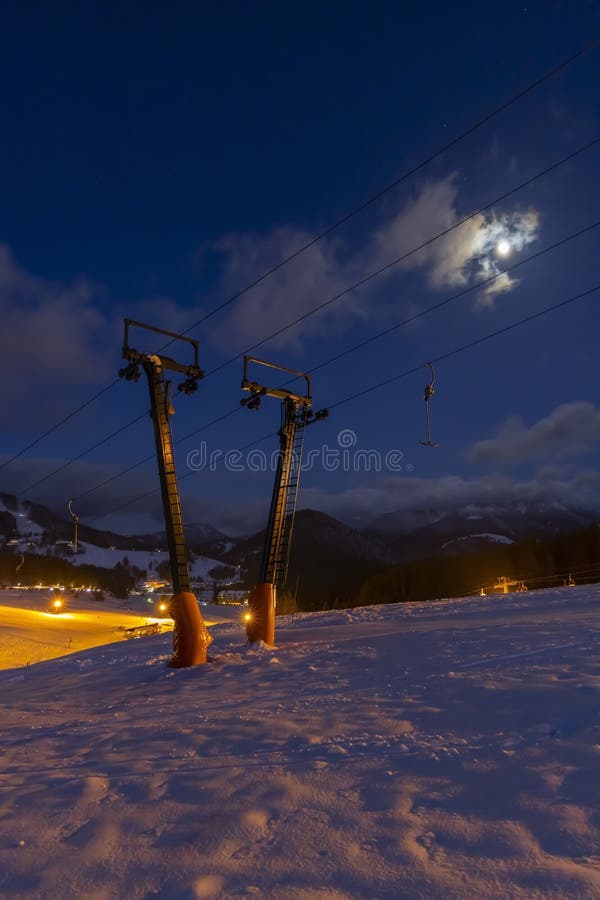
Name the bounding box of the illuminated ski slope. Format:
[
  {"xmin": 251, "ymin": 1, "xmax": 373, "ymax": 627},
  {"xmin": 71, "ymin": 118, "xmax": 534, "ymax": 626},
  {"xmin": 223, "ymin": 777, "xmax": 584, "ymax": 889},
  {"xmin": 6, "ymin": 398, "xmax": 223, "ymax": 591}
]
[
  {"xmin": 1, "ymin": 586, "xmax": 600, "ymax": 898},
  {"xmin": 0, "ymin": 590, "xmax": 239, "ymax": 670}
]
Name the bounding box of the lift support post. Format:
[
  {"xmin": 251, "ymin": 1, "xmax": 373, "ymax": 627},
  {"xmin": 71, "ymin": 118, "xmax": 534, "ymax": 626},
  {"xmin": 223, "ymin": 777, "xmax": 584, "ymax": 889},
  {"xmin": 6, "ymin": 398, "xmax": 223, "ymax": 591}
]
[
  {"xmin": 241, "ymin": 356, "xmax": 327, "ymax": 645},
  {"xmin": 119, "ymin": 319, "xmax": 212, "ymax": 667}
]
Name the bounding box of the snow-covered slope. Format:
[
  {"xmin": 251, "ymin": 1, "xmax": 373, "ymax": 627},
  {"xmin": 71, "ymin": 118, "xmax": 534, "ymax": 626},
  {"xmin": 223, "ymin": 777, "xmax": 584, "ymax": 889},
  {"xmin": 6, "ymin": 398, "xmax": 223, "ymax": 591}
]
[
  {"xmin": 1, "ymin": 586, "xmax": 600, "ymax": 898},
  {"xmin": 0, "ymin": 495, "xmax": 236, "ymax": 584},
  {"xmin": 69, "ymin": 542, "xmax": 229, "ymax": 583},
  {"xmin": 441, "ymin": 532, "xmax": 515, "ymax": 550},
  {"xmin": 0, "ymin": 592, "xmax": 243, "ymax": 669}
]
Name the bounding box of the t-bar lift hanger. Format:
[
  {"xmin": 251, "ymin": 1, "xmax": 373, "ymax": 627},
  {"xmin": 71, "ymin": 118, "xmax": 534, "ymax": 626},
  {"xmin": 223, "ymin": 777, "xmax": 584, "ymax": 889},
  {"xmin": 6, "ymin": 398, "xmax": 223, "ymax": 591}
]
[{"xmin": 419, "ymin": 362, "xmax": 439, "ymax": 447}]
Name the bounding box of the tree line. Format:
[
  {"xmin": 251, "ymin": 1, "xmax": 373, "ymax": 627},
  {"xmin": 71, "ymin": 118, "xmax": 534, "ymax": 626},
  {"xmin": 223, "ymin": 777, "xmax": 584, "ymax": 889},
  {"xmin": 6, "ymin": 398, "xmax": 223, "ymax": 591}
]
[{"xmin": 293, "ymin": 524, "xmax": 600, "ymax": 612}]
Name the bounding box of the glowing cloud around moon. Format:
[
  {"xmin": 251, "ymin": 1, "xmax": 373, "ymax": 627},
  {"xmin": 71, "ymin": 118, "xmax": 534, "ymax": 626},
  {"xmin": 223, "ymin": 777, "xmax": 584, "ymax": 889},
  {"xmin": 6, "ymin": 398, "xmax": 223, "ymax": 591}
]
[{"xmin": 496, "ymin": 239, "xmax": 511, "ymax": 257}]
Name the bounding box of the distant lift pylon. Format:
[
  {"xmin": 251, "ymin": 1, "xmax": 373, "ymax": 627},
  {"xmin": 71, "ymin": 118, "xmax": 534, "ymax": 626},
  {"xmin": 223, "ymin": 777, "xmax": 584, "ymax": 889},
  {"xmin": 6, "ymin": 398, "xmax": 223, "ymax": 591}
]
[
  {"xmin": 67, "ymin": 498, "xmax": 79, "ymax": 554},
  {"xmin": 119, "ymin": 318, "xmax": 212, "ymax": 667},
  {"xmin": 241, "ymin": 356, "xmax": 328, "ymax": 645}
]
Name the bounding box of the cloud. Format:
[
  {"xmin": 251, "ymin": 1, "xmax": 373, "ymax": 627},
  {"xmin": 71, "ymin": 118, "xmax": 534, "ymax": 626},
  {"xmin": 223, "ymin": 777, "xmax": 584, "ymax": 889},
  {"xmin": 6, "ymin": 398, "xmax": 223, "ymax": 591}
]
[
  {"xmin": 300, "ymin": 468, "xmax": 600, "ymax": 528},
  {"xmin": 0, "ymin": 245, "xmax": 113, "ymax": 427},
  {"xmin": 372, "ymin": 176, "xmax": 458, "ymax": 266},
  {"xmin": 383, "ymin": 180, "xmax": 540, "ymax": 307},
  {"xmin": 204, "ymin": 176, "xmax": 540, "ymax": 350},
  {"xmin": 0, "ymin": 246, "xmax": 208, "ymax": 430},
  {"xmin": 301, "ymin": 472, "xmax": 516, "ymax": 523},
  {"xmin": 203, "ymin": 226, "xmax": 363, "ymax": 352},
  {"xmin": 9, "ymin": 440, "xmax": 600, "ymax": 539},
  {"xmin": 469, "ymin": 402, "xmax": 600, "ymax": 467},
  {"xmin": 2, "ymin": 451, "xmax": 269, "ymax": 538},
  {"xmin": 2, "ymin": 454, "xmax": 155, "ymax": 519},
  {"xmin": 0, "ymin": 245, "xmax": 109, "ymax": 374}
]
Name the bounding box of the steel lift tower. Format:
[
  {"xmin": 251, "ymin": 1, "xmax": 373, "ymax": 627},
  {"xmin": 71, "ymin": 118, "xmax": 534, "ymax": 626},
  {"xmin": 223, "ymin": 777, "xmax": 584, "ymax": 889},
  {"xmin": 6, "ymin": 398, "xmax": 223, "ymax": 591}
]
[
  {"xmin": 241, "ymin": 356, "xmax": 328, "ymax": 645},
  {"xmin": 119, "ymin": 319, "xmax": 212, "ymax": 667}
]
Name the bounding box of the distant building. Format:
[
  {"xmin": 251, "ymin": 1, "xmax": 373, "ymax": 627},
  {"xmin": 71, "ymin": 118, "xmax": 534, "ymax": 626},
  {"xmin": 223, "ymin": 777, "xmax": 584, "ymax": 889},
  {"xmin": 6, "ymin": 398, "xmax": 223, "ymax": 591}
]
[
  {"xmin": 217, "ymin": 589, "xmax": 249, "ymax": 605},
  {"xmin": 143, "ymin": 580, "xmax": 169, "ymax": 592}
]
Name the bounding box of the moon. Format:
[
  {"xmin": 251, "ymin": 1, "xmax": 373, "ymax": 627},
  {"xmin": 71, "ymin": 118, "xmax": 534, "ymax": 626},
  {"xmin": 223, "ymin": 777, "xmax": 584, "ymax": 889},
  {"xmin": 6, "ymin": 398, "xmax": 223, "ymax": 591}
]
[{"xmin": 496, "ymin": 239, "xmax": 511, "ymax": 257}]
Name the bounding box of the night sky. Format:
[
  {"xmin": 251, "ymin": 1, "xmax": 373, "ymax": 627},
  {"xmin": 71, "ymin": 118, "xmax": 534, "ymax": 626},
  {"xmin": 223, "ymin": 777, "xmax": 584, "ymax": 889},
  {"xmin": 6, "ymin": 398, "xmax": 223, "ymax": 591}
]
[{"xmin": 1, "ymin": 1, "xmax": 599, "ymax": 536}]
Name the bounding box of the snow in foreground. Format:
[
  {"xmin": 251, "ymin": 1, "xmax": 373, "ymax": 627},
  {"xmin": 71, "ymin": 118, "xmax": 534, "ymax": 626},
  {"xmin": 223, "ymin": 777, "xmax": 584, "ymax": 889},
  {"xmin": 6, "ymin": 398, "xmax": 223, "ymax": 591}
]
[{"xmin": 1, "ymin": 586, "xmax": 600, "ymax": 899}]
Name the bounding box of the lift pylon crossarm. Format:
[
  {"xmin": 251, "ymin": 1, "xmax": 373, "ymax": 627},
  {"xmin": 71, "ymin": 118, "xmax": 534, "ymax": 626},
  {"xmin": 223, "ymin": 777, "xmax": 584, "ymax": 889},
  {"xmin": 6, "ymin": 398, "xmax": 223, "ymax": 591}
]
[
  {"xmin": 123, "ymin": 349, "xmax": 202, "ymax": 381},
  {"xmin": 242, "ymin": 355, "xmax": 312, "ymax": 406},
  {"xmin": 123, "ymin": 318, "xmax": 202, "ymax": 372},
  {"xmin": 118, "ymin": 318, "xmax": 211, "ymax": 667}
]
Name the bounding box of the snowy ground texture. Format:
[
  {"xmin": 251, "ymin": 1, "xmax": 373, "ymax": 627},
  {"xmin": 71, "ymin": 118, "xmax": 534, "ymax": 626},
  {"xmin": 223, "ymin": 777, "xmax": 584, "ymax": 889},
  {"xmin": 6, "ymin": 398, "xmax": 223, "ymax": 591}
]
[{"xmin": 2, "ymin": 586, "xmax": 600, "ymax": 899}]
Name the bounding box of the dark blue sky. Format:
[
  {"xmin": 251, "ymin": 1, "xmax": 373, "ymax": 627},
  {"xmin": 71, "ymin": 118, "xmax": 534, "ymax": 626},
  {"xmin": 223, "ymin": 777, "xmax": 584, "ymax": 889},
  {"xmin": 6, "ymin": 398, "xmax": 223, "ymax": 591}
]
[{"xmin": 1, "ymin": 1, "xmax": 599, "ymax": 534}]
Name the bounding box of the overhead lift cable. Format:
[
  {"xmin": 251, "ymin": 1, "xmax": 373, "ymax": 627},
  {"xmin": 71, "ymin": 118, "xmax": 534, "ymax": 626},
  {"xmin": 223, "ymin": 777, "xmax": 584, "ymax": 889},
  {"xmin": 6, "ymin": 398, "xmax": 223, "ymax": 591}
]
[
  {"xmin": 91, "ymin": 281, "xmax": 600, "ymax": 522},
  {"xmin": 206, "ymin": 137, "xmax": 600, "ymax": 376},
  {"xmin": 18, "ymin": 137, "xmax": 600, "ymax": 505},
  {"xmin": 1, "ymin": 45, "xmax": 594, "ymax": 472},
  {"xmin": 71, "ymin": 406, "xmax": 241, "ymax": 504},
  {"xmin": 168, "ymin": 45, "xmax": 596, "ymax": 345},
  {"xmin": 21, "ymin": 175, "xmax": 600, "ymax": 506},
  {"xmin": 306, "ymin": 219, "xmax": 600, "ymax": 376},
  {"xmin": 67, "ymin": 217, "xmax": 600, "ymax": 505},
  {"xmin": 327, "ymin": 284, "xmax": 600, "ymax": 413},
  {"xmin": 0, "ymin": 381, "xmax": 120, "ymax": 474},
  {"xmin": 88, "ymin": 429, "xmax": 277, "ymax": 523},
  {"xmin": 16, "ymin": 413, "xmax": 148, "ymax": 498}
]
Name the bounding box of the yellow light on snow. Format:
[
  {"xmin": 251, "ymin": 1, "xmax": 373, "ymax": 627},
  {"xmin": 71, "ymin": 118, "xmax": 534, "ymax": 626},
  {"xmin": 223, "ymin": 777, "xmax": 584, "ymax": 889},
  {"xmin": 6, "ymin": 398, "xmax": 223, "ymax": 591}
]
[{"xmin": 53, "ymin": 599, "xmax": 63, "ymax": 609}]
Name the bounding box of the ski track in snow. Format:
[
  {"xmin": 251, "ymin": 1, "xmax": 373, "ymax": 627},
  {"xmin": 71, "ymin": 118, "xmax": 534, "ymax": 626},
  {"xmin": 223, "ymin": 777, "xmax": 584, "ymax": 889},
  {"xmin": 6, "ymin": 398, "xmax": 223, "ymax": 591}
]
[{"xmin": 1, "ymin": 586, "xmax": 600, "ymax": 898}]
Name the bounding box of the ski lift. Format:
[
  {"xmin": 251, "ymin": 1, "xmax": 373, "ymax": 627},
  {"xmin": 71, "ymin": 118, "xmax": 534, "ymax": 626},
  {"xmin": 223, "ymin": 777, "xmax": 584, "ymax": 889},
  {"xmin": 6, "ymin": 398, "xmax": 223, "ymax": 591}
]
[
  {"xmin": 118, "ymin": 317, "xmax": 211, "ymax": 667},
  {"xmin": 67, "ymin": 499, "xmax": 79, "ymax": 554},
  {"xmin": 419, "ymin": 362, "xmax": 439, "ymax": 447},
  {"xmin": 240, "ymin": 355, "xmax": 327, "ymax": 646},
  {"xmin": 67, "ymin": 498, "xmax": 78, "ymax": 522}
]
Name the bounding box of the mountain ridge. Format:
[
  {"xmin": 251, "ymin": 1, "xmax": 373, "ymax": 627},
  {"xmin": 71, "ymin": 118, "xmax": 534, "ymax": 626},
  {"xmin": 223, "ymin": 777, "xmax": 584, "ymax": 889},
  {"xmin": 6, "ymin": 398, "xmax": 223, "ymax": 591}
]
[{"xmin": 1, "ymin": 493, "xmax": 597, "ymax": 591}]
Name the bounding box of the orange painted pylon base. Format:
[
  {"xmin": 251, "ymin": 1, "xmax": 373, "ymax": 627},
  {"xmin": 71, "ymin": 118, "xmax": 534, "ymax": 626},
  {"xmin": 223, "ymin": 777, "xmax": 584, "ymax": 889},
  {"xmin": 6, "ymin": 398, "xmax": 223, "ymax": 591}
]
[
  {"xmin": 168, "ymin": 591, "xmax": 213, "ymax": 667},
  {"xmin": 246, "ymin": 583, "xmax": 276, "ymax": 646}
]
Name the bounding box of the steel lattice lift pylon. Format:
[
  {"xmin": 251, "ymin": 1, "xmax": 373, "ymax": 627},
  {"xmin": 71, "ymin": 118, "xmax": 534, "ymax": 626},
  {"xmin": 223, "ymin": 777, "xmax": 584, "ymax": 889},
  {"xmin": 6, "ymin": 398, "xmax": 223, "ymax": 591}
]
[
  {"xmin": 119, "ymin": 319, "xmax": 212, "ymax": 667},
  {"xmin": 241, "ymin": 356, "xmax": 328, "ymax": 644}
]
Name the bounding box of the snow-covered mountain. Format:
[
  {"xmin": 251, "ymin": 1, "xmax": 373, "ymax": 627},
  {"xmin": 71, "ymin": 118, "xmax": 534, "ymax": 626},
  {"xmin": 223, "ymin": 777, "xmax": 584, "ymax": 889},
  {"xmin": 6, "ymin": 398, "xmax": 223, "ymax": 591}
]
[
  {"xmin": 365, "ymin": 506, "xmax": 445, "ymax": 535},
  {"xmin": 2, "ymin": 492, "xmax": 597, "ymax": 597},
  {"xmin": 225, "ymin": 509, "xmax": 397, "ymax": 569},
  {"xmin": 368, "ymin": 500, "xmax": 597, "ymax": 548},
  {"xmin": 0, "ymin": 494, "xmax": 237, "ymax": 588}
]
